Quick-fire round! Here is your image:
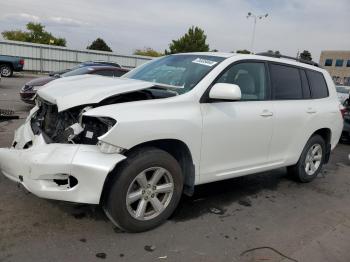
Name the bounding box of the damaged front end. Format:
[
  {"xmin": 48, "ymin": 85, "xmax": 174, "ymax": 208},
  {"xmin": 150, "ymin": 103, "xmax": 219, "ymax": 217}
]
[
  {"xmin": 0, "ymin": 98, "xmax": 126, "ymax": 204},
  {"xmin": 30, "ymin": 98, "xmax": 116, "ymax": 146},
  {"xmin": 0, "ymin": 76, "xmax": 179, "ymax": 204}
]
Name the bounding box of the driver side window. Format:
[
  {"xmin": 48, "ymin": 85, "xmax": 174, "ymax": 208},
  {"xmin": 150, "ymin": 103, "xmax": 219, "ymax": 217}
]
[{"xmin": 216, "ymin": 62, "xmax": 268, "ymax": 101}]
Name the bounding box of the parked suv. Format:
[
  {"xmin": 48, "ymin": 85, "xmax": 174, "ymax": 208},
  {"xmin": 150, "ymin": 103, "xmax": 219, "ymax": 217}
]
[{"xmin": 0, "ymin": 53, "xmax": 343, "ymax": 232}]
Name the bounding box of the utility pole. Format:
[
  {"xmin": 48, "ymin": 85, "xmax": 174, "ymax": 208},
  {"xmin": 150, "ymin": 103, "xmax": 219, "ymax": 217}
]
[{"xmin": 247, "ymin": 12, "xmax": 268, "ymax": 53}]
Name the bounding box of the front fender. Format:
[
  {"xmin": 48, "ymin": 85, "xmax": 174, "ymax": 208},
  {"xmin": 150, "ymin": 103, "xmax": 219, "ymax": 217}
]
[{"xmin": 83, "ymin": 98, "xmax": 202, "ymax": 176}]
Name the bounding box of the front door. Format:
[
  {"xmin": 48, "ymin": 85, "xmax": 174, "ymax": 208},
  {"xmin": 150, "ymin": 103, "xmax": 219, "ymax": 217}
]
[{"xmin": 199, "ymin": 61, "xmax": 273, "ymax": 183}]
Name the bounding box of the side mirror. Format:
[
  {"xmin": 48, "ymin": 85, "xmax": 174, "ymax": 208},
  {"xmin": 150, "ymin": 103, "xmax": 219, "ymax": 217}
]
[{"xmin": 209, "ymin": 83, "xmax": 242, "ymax": 101}]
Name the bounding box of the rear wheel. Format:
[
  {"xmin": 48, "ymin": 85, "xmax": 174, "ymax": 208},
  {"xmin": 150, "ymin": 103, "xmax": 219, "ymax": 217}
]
[
  {"xmin": 104, "ymin": 147, "xmax": 183, "ymax": 232},
  {"xmin": 0, "ymin": 64, "xmax": 13, "ymax": 77},
  {"xmin": 287, "ymin": 135, "xmax": 326, "ymax": 182}
]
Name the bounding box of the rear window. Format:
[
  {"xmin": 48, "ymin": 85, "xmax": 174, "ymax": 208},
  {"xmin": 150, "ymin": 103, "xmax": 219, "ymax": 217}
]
[
  {"xmin": 306, "ymin": 70, "xmax": 329, "ymax": 99},
  {"xmin": 270, "ymin": 64, "xmax": 303, "ymax": 100}
]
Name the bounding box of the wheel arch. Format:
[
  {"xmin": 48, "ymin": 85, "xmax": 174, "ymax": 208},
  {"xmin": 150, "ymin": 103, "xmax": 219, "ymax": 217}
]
[
  {"xmin": 100, "ymin": 138, "xmax": 196, "ymax": 205},
  {"xmin": 308, "ymin": 128, "xmax": 332, "ymax": 163},
  {"xmin": 0, "ymin": 62, "xmax": 14, "ymax": 68}
]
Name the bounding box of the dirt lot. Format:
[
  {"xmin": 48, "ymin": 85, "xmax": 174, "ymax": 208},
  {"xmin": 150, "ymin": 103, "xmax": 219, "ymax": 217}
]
[{"xmin": 1, "ymin": 75, "xmax": 350, "ymax": 262}]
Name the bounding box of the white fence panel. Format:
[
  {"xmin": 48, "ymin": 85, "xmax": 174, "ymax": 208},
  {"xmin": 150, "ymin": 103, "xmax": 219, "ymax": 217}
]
[{"xmin": 0, "ymin": 40, "xmax": 153, "ymax": 72}]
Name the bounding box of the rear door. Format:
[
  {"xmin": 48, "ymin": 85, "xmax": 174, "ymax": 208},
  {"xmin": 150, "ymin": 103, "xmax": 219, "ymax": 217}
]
[
  {"xmin": 268, "ymin": 63, "xmax": 315, "ymax": 164},
  {"xmin": 305, "ymin": 69, "xmax": 337, "ymax": 140}
]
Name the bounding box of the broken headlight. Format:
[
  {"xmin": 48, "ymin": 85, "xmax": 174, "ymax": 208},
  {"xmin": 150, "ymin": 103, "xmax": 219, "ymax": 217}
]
[{"xmin": 77, "ymin": 116, "xmax": 117, "ymax": 145}]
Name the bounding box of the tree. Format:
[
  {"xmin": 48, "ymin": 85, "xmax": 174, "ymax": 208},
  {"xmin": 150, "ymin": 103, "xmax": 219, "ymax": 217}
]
[
  {"xmin": 134, "ymin": 47, "xmax": 163, "ymax": 57},
  {"xmin": 166, "ymin": 26, "xmax": 209, "ymax": 54},
  {"xmin": 299, "ymin": 50, "xmax": 312, "ymax": 61},
  {"xmin": 236, "ymin": 49, "xmax": 251, "ymax": 54},
  {"xmin": 87, "ymin": 38, "xmax": 112, "ymax": 52},
  {"xmin": 2, "ymin": 22, "xmax": 66, "ymax": 46}
]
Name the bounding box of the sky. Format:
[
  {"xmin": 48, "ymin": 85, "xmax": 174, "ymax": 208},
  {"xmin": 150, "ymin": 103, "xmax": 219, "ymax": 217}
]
[{"xmin": 0, "ymin": 0, "xmax": 349, "ymax": 61}]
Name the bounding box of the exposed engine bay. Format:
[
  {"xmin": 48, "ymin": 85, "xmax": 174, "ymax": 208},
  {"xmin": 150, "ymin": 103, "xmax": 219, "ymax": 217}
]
[{"xmin": 30, "ymin": 88, "xmax": 176, "ymax": 145}]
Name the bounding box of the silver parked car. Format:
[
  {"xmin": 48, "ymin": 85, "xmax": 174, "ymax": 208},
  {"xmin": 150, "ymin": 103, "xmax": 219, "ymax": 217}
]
[{"xmin": 336, "ymin": 85, "xmax": 350, "ymax": 104}]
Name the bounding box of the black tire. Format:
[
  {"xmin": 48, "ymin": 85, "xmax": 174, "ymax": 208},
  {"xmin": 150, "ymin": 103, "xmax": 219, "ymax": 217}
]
[
  {"xmin": 287, "ymin": 135, "xmax": 326, "ymax": 183},
  {"xmin": 104, "ymin": 147, "xmax": 183, "ymax": 232},
  {"xmin": 0, "ymin": 64, "xmax": 13, "ymax": 77}
]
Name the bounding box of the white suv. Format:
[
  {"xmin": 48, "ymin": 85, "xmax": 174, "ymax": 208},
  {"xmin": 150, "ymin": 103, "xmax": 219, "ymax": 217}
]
[{"xmin": 0, "ymin": 52, "xmax": 343, "ymax": 232}]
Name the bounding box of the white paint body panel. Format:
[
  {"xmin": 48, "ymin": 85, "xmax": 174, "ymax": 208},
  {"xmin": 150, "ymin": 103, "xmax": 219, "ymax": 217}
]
[
  {"xmin": 199, "ymin": 101, "xmax": 273, "ymax": 183},
  {"xmin": 0, "ymin": 53, "xmax": 344, "ymax": 204}
]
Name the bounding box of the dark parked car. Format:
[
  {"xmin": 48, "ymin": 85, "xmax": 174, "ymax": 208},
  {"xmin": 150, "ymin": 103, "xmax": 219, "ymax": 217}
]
[
  {"xmin": 20, "ymin": 65, "xmax": 129, "ymax": 104},
  {"xmin": 341, "ymin": 97, "xmax": 350, "ymax": 142},
  {"xmin": 0, "ymin": 55, "xmax": 24, "ymax": 77},
  {"xmin": 48, "ymin": 61, "xmax": 121, "ymax": 76}
]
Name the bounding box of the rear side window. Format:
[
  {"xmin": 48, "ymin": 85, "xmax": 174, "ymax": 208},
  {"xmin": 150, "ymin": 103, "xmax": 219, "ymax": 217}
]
[
  {"xmin": 269, "ymin": 64, "xmax": 303, "ymax": 100},
  {"xmin": 306, "ymin": 70, "xmax": 329, "ymax": 99}
]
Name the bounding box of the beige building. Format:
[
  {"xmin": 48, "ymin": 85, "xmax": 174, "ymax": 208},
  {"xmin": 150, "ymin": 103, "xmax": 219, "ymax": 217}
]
[{"xmin": 319, "ymin": 50, "xmax": 350, "ymax": 86}]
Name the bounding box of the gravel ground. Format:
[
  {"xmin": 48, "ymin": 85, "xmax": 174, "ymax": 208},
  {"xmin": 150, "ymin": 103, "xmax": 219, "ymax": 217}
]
[{"xmin": 0, "ymin": 74, "xmax": 350, "ymax": 262}]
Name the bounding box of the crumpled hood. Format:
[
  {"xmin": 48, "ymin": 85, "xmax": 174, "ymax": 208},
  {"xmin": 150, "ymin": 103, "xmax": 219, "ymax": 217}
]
[{"xmin": 37, "ymin": 75, "xmax": 156, "ymax": 112}]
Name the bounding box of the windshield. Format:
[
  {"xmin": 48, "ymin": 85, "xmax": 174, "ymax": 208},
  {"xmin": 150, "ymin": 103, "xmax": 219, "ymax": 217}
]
[
  {"xmin": 123, "ymin": 55, "xmax": 225, "ymax": 93},
  {"xmin": 61, "ymin": 67, "xmax": 94, "ymax": 77},
  {"xmin": 336, "ymin": 86, "xmax": 350, "ymax": 94}
]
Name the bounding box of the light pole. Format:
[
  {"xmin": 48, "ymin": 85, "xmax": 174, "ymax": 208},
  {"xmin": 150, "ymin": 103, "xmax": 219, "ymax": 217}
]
[{"xmin": 247, "ymin": 12, "xmax": 268, "ymax": 53}]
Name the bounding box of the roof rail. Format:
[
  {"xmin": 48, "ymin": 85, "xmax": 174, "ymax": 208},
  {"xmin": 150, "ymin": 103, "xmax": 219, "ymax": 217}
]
[{"xmin": 256, "ymin": 52, "xmax": 319, "ymax": 67}]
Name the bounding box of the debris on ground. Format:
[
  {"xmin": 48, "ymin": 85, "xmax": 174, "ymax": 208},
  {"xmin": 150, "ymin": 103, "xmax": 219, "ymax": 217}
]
[
  {"xmin": 96, "ymin": 252, "xmax": 107, "ymax": 259},
  {"xmin": 240, "ymin": 246, "xmax": 298, "ymax": 262},
  {"xmin": 336, "ymin": 162, "xmax": 347, "ymax": 167},
  {"xmin": 158, "ymin": 255, "xmax": 167, "ymax": 259},
  {"xmin": 0, "ymin": 108, "xmax": 19, "ymax": 122},
  {"xmin": 144, "ymin": 245, "xmax": 156, "ymax": 252},
  {"xmin": 208, "ymin": 207, "xmax": 225, "ymax": 215}
]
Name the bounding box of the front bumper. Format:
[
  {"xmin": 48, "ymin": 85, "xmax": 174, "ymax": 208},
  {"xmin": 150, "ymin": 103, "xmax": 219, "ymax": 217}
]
[{"xmin": 0, "ymin": 120, "xmax": 126, "ymax": 204}]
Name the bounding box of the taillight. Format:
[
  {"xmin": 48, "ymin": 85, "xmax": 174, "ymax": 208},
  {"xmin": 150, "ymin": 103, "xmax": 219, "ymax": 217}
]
[
  {"xmin": 340, "ymin": 107, "xmax": 346, "ymax": 119},
  {"xmin": 19, "ymin": 59, "xmax": 24, "ymax": 65}
]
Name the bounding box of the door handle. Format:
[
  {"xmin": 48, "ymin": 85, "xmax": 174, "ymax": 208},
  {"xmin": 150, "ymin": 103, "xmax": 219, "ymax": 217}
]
[
  {"xmin": 306, "ymin": 108, "xmax": 317, "ymax": 114},
  {"xmin": 260, "ymin": 110, "xmax": 273, "ymax": 117}
]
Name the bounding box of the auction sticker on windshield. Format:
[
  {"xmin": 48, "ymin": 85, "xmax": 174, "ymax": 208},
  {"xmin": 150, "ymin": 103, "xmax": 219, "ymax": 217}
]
[{"xmin": 192, "ymin": 58, "xmax": 218, "ymax": 67}]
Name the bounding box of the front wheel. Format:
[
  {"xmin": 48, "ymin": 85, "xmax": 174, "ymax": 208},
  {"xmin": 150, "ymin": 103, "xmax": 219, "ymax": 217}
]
[
  {"xmin": 0, "ymin": 64, "xmax": 13, "ymax": 77},
  {"xmin": 288, "ymin": 135, "xmax": 326, "ymax": 183},
  {"xmin": 104, "ymin": 147, "xmax": 183, "ymax": 232}
]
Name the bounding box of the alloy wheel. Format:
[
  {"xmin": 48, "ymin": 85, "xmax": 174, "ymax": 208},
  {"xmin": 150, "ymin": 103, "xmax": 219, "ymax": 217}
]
[
  {"xmin": 0, "ymin": 66, "xmax": 11, "ymax": 77},
  {"xmin": 126, "ymin": 167, "xmax": 174, "ymax": 221},
  {"xmin": 304, "ymin": 143, "xmax": 322, "ymax": 176}
]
